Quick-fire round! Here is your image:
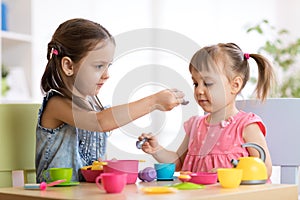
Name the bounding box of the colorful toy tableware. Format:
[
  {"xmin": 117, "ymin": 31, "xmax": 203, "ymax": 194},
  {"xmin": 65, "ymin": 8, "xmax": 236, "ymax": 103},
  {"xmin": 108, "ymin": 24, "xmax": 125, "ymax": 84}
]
[
  {"xmin": 154, "ymin": 163, "xmax": 175, "ymax": 180},
  {"xmin": 96, "ymin": 173, "xmax": 127, "ymax": 193},
  {"xmin": 138, "ymin": 167, "xmax": 157, "ymax": 182},
  {"xmin": 24, "ymin": 179, "xmax": 66, "ymax": 190},
  {"xmin": 136, "ymin": 138, "xmax": 148, "ymax": 149},
  {"xmin": 42, "ymin": 168, "xmax": 73, "ymax": 182},
  {"xmin": 231, "ymin": 143, "xmax": 268, "ymax": 185},
  {"xmin": 189, "ymin": 172, "xmax": 218, "ymax": 185},
  {"xmin": 140, "ymin": 186, "xmax": 177, "ymax": 194},
  {"xmin": 81, "ymin": 169, "xmax": 103, "ymax": 182},
  {"xmin": 102, "ymin": 160, "xmax": 139, "ymax": 184},
  {"xmin": 217, "ymin": 168, "xmax": 243, "ymax": 188}
]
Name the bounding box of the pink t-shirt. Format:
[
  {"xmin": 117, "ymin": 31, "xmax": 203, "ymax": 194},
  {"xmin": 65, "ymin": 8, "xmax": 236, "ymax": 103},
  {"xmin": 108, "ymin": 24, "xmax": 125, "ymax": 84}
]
[{"xmin": 181, "ymin": 111, "xmax": 266, "ymax": 172}]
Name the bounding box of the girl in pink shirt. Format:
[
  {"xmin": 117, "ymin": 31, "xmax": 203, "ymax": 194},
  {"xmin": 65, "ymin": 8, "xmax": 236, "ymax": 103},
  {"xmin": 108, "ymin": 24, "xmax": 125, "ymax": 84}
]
[{"xmin": 138, "ymin": 43, "xmax": 274, "ymax": 179}]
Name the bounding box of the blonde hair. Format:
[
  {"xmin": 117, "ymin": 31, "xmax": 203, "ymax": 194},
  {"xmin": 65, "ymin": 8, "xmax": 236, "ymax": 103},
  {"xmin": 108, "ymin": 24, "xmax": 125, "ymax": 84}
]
[{"xmin": 189, "ymin": 43, "xmax": 275, "ymax": 101}]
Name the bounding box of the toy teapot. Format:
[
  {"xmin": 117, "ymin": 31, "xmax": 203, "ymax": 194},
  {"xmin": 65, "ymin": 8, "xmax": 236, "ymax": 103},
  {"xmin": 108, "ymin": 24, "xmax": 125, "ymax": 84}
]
[{"xmin": 231, "ymin": 143, "xmax": 268, "ymax": 185}]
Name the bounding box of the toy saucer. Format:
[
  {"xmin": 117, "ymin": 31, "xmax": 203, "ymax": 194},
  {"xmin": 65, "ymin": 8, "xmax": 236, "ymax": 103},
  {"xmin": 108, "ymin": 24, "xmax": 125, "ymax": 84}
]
[
  {"xmin": 171, "ymin": 182, "xmax": 204, "ymax": 190},
  {"xmin": 156, "ymin": 176, "xmax": 177, "ymax": 181}
]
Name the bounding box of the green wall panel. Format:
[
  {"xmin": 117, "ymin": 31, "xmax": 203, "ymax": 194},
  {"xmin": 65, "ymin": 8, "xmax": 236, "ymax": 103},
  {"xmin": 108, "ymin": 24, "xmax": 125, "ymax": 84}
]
[{"xmin": 0, "ymin": 103, "xmax": 40, "ymax": 187}]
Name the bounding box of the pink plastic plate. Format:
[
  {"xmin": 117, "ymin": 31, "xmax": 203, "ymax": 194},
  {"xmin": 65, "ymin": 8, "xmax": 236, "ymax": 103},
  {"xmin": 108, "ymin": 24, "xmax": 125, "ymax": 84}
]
[{"xmin": 189, "ymin": 172, "xmax": 218, "ymax": 185}]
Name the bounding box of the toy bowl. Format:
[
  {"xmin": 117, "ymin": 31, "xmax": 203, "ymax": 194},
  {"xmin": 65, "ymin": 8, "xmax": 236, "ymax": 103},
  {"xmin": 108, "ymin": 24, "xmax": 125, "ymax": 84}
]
[
  {"xmin": 81, "ymin": 169, "xmax": 103, "ymax": 182},
  {"xmin": 103, "ymin": 160, "xmax": 139, "ymax": 184},
  {"xmin": 189, "ymin": 172, "xmax": 218, "ymax": 185}
]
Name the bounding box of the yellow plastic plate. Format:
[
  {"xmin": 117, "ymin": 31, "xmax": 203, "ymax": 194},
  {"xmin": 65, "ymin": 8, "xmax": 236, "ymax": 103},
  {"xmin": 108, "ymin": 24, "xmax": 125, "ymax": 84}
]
[{"xmin": 140, "ymin": 186, "xmax": 177, "ymax": 194}]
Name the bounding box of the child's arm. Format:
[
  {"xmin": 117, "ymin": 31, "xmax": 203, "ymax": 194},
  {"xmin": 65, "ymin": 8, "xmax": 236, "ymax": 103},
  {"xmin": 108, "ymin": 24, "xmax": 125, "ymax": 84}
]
[
  {"xmin": 243, "ymin": 123, "xmax": 273, "ymax": 178},
  {"xmin": 42, "ymin": 89, "xmax": 185, "ymax": 132},
  {"xmin": 138, "ymin": 133, "xmax": 189, "ymax": 171}
]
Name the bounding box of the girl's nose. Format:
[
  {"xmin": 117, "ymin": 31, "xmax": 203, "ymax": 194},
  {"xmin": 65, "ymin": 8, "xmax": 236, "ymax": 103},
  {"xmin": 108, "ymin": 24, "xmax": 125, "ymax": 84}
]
[
  {"xmin": 195, "ymin": 85, "xmax": 205, "ymax": 95},
  {"xmin": 101, "ymin": 68, "xmax": 110, "ymax": 80}
]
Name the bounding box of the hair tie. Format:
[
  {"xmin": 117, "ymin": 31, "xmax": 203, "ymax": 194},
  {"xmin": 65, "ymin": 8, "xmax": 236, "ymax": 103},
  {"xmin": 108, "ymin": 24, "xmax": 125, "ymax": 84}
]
[
  {"xmin": 50, "ymin": 48, "xmax": 59, "ymax": 59},
  {"xmin": 244, "ymin": 53, "xmax": 250, "ymax": 60}
]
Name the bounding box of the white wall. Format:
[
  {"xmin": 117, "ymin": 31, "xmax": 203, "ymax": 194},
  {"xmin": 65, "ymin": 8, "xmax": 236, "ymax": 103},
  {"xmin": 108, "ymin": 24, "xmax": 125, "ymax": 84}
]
[
  {"xmin": 31, "ymin": 0, "xmax": 300, "ymax": 178},
  {"xmin": 32, "ymin": 0, "xmax": 298, "ymax": 100}
]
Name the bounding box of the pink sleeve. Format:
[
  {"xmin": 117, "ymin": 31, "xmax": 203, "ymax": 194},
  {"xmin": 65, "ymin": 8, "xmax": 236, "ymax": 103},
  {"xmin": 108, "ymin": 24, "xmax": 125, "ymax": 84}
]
[{"xmin": 242, "ymin": 112, "xmax": 266, "ymax": 136}]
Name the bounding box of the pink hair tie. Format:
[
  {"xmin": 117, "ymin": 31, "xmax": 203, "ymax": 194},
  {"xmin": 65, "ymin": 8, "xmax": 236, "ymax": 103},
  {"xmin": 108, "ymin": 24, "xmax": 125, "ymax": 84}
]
[
  {"xmin": 244, "ymin": 53, "xmax": 250, "ymax": 60},
  {"xmin": 50, "ymin": 48, "xmax": 59, "ymax": 59}
]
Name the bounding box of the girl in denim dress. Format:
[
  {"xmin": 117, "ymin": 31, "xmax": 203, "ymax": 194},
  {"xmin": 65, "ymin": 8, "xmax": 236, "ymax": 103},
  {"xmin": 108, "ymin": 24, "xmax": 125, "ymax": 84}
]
[{"xmin": 36, "ymin": 18, "xmax": 186, "ymax": 182}]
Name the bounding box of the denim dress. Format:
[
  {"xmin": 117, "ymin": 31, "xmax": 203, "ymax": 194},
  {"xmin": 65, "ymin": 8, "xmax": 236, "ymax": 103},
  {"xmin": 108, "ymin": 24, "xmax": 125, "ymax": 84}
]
[{"xmin": 35, "ymin": 90, "xmax": 109, "ymax": 183}]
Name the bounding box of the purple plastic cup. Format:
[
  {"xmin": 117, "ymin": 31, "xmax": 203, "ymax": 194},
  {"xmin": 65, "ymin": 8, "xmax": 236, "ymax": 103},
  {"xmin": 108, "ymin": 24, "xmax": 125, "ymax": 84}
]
[{"xmin": 138, "ymin": 167, "xmax": 157, "ymax": 182}]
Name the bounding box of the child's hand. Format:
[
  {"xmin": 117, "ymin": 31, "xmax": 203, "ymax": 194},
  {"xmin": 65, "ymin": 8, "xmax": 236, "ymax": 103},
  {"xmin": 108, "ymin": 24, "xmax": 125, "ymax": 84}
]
[
  {"xmin": 138, "ymin": 133, "xmax": 161, "ymax": 155},
  {"xmin": 153, "ymin": 89, "xmax": 186, "ymax": 111}
]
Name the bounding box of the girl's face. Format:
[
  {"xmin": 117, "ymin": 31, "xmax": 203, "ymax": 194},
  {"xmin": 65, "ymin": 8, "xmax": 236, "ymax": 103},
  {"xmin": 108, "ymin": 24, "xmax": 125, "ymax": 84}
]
[
  {"xmin": 74, "ymin": 40, "xmax": 115, "ymax": 96},
  {"xmin": 191, "ymin": 67, "xmax": 236, "ymax": 114}
]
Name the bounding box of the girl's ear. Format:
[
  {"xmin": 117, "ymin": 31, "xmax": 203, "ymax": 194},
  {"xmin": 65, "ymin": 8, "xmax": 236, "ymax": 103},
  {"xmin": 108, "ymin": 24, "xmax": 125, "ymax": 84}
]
[
  {"xmin": 231, "ymin": 76, "xmax": 243, "ymax": 94},
  {"xmin": 61, "ymin": 56, "xmax": 74, "ymax": 76}
]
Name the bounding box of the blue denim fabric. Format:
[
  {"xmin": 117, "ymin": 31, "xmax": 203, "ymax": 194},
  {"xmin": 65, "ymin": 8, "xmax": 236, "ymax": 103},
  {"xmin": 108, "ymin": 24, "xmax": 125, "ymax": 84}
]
[{"xmin": 35, "ymin": 90, "xmax": 108, "ymax": 183}]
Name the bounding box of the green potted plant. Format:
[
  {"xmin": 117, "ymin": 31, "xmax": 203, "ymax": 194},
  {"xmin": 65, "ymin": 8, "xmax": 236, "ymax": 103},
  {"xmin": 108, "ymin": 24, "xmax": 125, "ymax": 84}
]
[
  {"xmin": 1, "ymin": 64, "xmax": 10, "ymax": 96},
  {"xmin": 246, "ymin": 19, "xmax": 300, "ymax": 97}
]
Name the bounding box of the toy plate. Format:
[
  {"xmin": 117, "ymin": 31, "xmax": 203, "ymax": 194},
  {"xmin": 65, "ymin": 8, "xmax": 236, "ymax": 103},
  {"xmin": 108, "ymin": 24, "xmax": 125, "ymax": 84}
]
[
  {"xmin": 171, "ymin": 182, "xmax": 205, "ymax": 190},
  {"xmin": 140, "ymin": 186, "xmax": 177, "ymax": 194}
]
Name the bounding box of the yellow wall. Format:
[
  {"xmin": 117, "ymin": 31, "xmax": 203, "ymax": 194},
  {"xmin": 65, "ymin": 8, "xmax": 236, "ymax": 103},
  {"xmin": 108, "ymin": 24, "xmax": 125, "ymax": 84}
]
[{"xmin": 0, "ymin": 103, "xmax": 40, "ymax": 187}]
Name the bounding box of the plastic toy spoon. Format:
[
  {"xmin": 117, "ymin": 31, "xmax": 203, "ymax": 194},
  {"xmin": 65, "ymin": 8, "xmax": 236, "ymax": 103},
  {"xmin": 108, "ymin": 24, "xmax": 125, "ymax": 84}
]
[
  {"xmin": 24, "ymin": 179, "xmax": 66, "ymax": 190},
  {"xmin": 136, "ymin": 138, "xmax": 149, "ymax": 149},
  {"xmin": 181, "ymin": 99, "xmax": 189, "ymax": 105}
]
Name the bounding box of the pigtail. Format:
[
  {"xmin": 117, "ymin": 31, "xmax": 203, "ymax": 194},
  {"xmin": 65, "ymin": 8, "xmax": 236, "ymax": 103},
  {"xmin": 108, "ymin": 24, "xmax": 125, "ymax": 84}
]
[
  {"xmin": 40, "ymin": 41, "xmax": 73, "ymax": 99},
  {"xmin": 194, "ymin": 43, "xmax": 276, "ymax": 102},
  {"xmin": 249, "ymin": 54, "xmax": 275, "ymax": 101}
]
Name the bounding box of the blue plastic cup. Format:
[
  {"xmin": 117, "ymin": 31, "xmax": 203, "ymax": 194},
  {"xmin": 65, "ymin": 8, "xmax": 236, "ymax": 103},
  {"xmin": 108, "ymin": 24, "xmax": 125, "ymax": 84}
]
[{"xmin": 154, "ymin": 163, "xmax": 175, "ymax": 180}]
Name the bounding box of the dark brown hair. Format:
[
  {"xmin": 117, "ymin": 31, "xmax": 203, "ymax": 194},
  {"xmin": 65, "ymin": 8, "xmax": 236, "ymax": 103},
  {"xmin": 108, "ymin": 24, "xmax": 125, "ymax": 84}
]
[
  {"xmin": 40, "ymin": 18, "xmax": 115, "ymax": 99},
  {"xmin": 189, "ymin": 42, "xmax": 275, "ymax": 101}
]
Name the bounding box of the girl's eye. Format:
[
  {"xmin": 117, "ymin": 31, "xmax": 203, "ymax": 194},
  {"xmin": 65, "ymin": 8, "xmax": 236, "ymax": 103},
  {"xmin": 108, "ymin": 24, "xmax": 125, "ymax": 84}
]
[
  {"xmin": 204, "ymin": 82, "xmax": 213, "ymax": 87},
  {"xmin": 97, "ymin": 63, "xmax": 112, "ymax": 69},
  {"xmin": 193, "ymin": 82, "xmax": 198, "ymax": 87},
  {"xmin": 96, "ymin": 65, "xmax": 104, "ymax": 69}
]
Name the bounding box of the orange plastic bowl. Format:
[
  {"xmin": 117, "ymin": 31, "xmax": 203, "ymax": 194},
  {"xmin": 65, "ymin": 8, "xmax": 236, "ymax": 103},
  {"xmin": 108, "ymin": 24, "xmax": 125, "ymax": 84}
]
[
  {"xmin": 189, "ymin": 172, "xmax": 218, "ymax": 185},
  {"xmin": 81, "ymin": 169, "xmax": 103, "ymax": 182}
]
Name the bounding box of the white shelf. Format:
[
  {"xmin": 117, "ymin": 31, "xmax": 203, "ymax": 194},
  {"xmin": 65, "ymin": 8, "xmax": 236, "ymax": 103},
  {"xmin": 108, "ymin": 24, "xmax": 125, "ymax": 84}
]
[
  {"xmin": 1, "ymin": 31, "xmax": 32, "ymax": 43},
  {"xmin": 0, "ymin": 0, "xmax": 33, "ymax": 102}
]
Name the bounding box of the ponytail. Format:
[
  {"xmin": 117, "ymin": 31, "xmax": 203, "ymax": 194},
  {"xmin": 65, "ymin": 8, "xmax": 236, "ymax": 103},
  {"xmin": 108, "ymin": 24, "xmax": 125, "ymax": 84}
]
[{"xmin": 249, "ymin": 54, "xmax": 275, "ymax": 101}]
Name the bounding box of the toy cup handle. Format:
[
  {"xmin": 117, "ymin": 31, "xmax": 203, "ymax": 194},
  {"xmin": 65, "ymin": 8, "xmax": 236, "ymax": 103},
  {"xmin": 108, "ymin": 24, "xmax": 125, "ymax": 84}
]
[
  {"xmin": 95, "ymin": 175, "xmax": 104, "ymax": 190},
  {"xmin": 42, "ymin": 169, "xmax": 51, "ymax": 182}
]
